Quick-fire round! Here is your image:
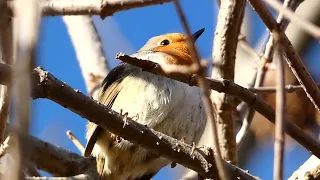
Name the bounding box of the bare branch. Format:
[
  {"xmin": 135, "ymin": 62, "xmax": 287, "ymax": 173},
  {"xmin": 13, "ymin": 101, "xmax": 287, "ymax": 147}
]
[
  {"xmin": 66, "ymin": 130, "xmax": 85, "ymax": 155},
  {"xmin": 173, "ymin": 0, "xmax": 227, "ymax": 179},
  {"xmin": 249, "ymin": 84, "xmax": 320, "ymax": 93},
  {"xmin": 62, "ymin": 16, "xmax": 109, "ymax": 98},
  {"xmin": 210, "ymin": 0, "xmax": 245, "ymax": 165},
  {"xmin": 5, "ymin": 132, "xmax": 95, "ymax": 177},
  {"xmin": 263, "ymin": 0, "xmax": 320, "ymax": 40},
  {"xmin": 8, "ymin": 0, "xmax": 173, "ymax": 18},
  {"xmin": 273, "ymin": 39, "xmax": 286, "ymax": 180}
]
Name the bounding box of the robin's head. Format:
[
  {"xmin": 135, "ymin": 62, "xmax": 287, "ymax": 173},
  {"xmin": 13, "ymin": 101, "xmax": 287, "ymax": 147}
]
[{"xmin": 138, "ymin": 28, "xmax": 205, "ymax": 65}]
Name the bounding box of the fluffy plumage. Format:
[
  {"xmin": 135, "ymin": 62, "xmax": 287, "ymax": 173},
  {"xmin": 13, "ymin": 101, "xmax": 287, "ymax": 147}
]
[{"xmin": 85, "ymin": 29, "xmax": 207, "ymax": 180}]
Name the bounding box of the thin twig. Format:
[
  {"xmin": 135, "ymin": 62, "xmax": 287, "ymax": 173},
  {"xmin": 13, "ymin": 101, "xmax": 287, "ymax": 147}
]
[
  {"xmin": 66, "ymin": 130, "xmax": 85, "ymax": 154},
  {"xmin": 249, "ymin": 84, "xmax": 320, "ymax": 93},
  {"xmin": 273, "ymin": 35, "xmax": 286, "ymax": 180},
  {"xmin": 264, "ymin": 0, "xmax": 320, "ymax": 40},
  {"xmin": 9, "ymin": 0, "xmax": 41, "ymax": 179},
  {"xmin": 173, "ymin": 0, "xmax": 227, "ymax": 179}
]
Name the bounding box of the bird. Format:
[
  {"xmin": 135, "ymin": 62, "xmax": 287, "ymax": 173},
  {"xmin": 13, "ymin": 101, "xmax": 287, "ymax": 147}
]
[{"xmin": 84, "ymin": 28, "xmax": 207, "ymax": 180}]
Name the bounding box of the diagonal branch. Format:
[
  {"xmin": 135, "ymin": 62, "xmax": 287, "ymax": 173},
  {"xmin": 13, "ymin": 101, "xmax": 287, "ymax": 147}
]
[
  {"xmin": 66, "ymin": 130, "xmax": 85, "ymax": 155},
  {"xmin": 114, "ymin": 54, "xmax": 320, "ymax": 158},
  {"xmin": 263, "ymin": 0, "xmax": 320, "ymax": 40}
]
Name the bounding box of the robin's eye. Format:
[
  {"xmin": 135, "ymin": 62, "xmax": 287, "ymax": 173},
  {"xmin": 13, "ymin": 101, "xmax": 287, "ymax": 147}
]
[{"xmin": 160, "ymin": 39, "xmax": 170, "ymax": 46}]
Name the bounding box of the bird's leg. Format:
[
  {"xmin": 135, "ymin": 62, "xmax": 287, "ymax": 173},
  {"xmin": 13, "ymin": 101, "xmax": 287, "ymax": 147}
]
[
  {"xmin": 111, "ymin": 109, "xmax": 129, "ymax": 143},
  {"xmin": 190, "ymin": 142, "xmax": 196, "ymax": 157},
  {"xmin": 120, "ymin": 109, "xmax": 129, "ymax": 128}
]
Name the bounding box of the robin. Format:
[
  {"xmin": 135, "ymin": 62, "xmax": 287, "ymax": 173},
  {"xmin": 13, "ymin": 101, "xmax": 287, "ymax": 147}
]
[{"xmin": 85, "ymin": 28, "xmax": 207, "ymax": 180}]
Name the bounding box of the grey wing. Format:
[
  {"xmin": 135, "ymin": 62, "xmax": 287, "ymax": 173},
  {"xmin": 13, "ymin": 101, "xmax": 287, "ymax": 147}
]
[{"xmin": 84, "ymin": 63, "xmax": 135, "ymax": 157}]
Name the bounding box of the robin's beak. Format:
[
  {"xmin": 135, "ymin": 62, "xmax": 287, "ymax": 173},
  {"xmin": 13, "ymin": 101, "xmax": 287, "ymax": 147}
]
[{"xmin": 192, "ymin": 28, "xmax": 205, "ymax": 42}]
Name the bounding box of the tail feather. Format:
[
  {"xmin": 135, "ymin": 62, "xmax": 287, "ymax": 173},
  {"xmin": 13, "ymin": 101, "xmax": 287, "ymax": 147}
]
[{"xmin": 96, "ymin": 155, "xmax": 106, "ymax": 180}]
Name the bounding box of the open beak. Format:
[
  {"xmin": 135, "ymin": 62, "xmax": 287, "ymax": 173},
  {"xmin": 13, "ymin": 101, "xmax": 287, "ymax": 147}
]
[{"xmin": 192, "ymin": 28, "xmax": 205, "ymax": 41}]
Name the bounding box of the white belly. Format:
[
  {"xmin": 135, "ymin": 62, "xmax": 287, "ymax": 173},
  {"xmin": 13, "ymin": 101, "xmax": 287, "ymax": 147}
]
[{"xmin": 92, "ymin": 52, "xmax": 207, "ymax": 180}]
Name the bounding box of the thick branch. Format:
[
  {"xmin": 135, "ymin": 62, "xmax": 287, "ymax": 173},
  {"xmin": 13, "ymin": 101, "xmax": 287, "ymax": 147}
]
[
  {"xmin": 0, "ymin": 64, "xmax": 258, "ymax": 179},
  {"xmin": 6, "ymin": 132, "xmax": 95, "ymax": 177},
  {"xmin": 211, "ymin": 0, "xmax": 245, "ymax": 165}
]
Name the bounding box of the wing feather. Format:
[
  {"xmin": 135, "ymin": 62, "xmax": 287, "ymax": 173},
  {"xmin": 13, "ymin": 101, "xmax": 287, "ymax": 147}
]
[{"xmin": 84, "ymin": 63, "xmax": 134, "ymax": 157}]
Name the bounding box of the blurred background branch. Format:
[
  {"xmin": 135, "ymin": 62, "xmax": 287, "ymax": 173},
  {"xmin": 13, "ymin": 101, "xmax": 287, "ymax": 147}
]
[{"xmin": 8, "ymin": 0, "xmax": 41, "ymax": 179}]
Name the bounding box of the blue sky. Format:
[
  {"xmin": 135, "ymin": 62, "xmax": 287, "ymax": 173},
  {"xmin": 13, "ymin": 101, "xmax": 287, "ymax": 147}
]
[{"xmin": 31, "ymin": 1, "xmax": 319, "ymax": 179}]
